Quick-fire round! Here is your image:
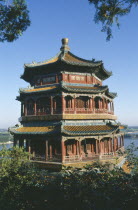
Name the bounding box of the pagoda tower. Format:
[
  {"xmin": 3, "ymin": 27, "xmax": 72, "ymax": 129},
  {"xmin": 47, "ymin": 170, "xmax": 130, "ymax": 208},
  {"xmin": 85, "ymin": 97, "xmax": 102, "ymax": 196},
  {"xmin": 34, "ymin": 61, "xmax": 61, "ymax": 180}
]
[{"xmin": 10, "ymin": 38, "xmax": 125, "ymax": 170}]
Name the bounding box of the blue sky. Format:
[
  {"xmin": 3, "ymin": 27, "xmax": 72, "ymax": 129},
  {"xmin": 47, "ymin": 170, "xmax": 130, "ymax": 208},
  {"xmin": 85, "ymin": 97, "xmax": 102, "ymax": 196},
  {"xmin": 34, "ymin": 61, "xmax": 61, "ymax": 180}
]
[{"xmin": 0, "ymin": 0, "xmax": 138, "ymax": 128}]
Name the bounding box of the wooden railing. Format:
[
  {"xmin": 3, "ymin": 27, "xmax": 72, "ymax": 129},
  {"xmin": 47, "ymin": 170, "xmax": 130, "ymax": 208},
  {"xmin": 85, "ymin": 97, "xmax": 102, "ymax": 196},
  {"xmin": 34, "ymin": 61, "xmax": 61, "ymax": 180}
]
[
  {"xmin": 64, "ymin": 108, "xmax": 74, "ymax": 114},
  {"xmin": 64, "ymin": 155, "xmax": 82, "ymax": 162},
  {"xmin": 81, "ymin": 153, "xmax": 99, "ymax": 160},
  {"xmin": 64, "ymin": 108, "xmax": 114, "ymax": 115},
  {"xmin": 24, "ymin": 108, "xmax": 114, "ymax": 116},
  {"xmin": 31, "ymin": 148, "xmax": 124, "ymax": 163},
  {"xmin": 32, "ymin": 154, "xmax": 62, "ymax": 162}
]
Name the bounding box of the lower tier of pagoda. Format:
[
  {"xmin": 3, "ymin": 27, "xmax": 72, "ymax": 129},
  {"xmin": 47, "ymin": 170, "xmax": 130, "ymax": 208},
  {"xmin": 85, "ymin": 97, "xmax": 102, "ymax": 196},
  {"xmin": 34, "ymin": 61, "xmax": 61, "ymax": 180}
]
[
  {"xmin": 13, "ymin": 135, "xmax": 124, "ymax": 165},
  {"xmin": 9, "ymin": 120, "xmax": 125, "ymax": 169}
]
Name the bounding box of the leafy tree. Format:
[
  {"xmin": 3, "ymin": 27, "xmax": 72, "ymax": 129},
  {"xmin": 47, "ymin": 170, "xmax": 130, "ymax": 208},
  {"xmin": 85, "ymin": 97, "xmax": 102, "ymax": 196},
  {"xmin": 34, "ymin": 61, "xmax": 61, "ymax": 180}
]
[
  {"xmin": 58, "ymin": 164, "xmax": 138, "ymax": 210},
  {"xmin": 0, "ymin": 146, "xmax": 34, "ymax": 209},
  {"xmin": 88, "ymin": 0, "xmax": 138, "ymax": 40},
  {"xmin": 0, "ymin": 146, "xmax": 138, "ymax": 210},
  {"xmin": 0, "ymin": 0, "xmax": 30, "ymax": 42},
  {"xmin": 0, "ymin": 146, "xmax": 54, "ymax": 210}
]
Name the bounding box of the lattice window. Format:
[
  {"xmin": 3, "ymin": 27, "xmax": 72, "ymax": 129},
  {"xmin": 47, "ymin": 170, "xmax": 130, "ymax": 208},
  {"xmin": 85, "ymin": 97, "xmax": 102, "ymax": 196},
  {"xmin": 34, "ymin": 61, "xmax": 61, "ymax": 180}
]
[
  {"xmin": 53, "ymin": 96, "xmax": 62, "ymax": 113},
  {"xmin": 76, "ymin": 97, "xmax": 89, "ymax": 108},
  {"xmin": 42, "ymin": 76, "xmax": 56, "ymax": 84},
  {"xmin": 27, "ymin": 100, "xmax": 34, "ymax": 115},
  {"xmin": 86, "ymin": 144, "xmax": 91, "ymax": 150},
  {"xmin": 36, "ymin": 98, "xmax": 50, "ymax": 114},
  {"xmin": 66, "ymin": 97, "xmax": 72, "ymax": 108}
]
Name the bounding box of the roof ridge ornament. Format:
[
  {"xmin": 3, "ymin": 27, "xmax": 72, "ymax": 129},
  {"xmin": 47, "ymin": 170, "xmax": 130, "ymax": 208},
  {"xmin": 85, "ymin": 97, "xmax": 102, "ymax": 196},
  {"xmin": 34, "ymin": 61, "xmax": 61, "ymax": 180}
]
[{"xmin": 60, "ymin": 38, "xmax": 70, "ymax": 52}]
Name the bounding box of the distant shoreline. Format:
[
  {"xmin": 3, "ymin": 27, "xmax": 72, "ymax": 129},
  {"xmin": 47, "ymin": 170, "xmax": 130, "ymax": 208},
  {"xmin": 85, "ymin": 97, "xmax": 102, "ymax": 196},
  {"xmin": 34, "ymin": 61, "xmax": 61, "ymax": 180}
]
[{"xmin": 0, "ymin": 141, "xmax": 13, "ymax": 145}]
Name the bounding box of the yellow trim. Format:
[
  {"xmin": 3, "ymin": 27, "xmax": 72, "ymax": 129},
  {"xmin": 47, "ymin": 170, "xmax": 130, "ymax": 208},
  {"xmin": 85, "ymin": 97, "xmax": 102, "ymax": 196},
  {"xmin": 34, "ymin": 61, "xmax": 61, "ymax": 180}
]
[{"xmin": 25, "ymin": 86, "xmax": 57, "ymax": 92}]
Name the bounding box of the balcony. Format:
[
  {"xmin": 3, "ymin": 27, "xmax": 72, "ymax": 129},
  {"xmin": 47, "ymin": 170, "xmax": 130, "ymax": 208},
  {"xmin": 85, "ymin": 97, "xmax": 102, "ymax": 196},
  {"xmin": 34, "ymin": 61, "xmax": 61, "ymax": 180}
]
[
  {"xmin": 19, "ymin": 108, "xmax": 116, "ymax": 122},
  {"xmin": 64, "ymin": 108, "xmax": 114, "ymax": 115}
]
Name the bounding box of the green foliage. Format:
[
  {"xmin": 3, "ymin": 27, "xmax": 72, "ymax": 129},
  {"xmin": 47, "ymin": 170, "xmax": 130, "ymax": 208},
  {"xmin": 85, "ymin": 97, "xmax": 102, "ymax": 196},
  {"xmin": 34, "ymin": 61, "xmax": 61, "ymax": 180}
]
[
  {"xmin": 59, "ymin": 163, "xmax": 138, "ymax": 210},
  {"xmin": 0, "ymin": 146, "xmax": 33, "ymax": 209},
  {"xmin": 0, "ymin": 146, "xmax": 138, "ymax": 209},
  {"xmin": 88, "ymin": 0, "xmax": 138, "ymax": 40},
  {"xmin": 0, "ymin": 0, "xmax": 30, "ymax": 42},
  {"xmin": 0, "ymin": 146, "xmax": 30, "ymax": 176}
]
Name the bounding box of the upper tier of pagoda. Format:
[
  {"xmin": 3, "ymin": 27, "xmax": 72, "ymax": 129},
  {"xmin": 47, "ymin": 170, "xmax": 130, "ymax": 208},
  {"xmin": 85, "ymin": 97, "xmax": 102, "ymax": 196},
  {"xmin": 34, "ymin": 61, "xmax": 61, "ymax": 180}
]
[{"xmin": 21, "ymin": 38, "xmax": 112, "ymax": 83}]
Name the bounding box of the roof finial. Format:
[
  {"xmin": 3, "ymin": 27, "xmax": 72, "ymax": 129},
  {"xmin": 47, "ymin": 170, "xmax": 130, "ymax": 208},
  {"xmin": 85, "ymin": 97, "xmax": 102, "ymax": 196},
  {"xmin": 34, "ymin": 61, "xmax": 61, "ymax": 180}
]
[{"xmin": 60, "ymin": 38, "xmax": 70, "ymax": 52}]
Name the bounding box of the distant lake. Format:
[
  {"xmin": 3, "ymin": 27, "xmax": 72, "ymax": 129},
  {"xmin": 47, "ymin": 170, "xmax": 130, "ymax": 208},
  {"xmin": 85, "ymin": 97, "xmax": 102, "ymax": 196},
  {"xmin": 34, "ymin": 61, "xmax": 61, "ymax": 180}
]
[
  {"xmin": 124, "ymin": 137, "xmax": 138, "ymax": 148},
  {"xmin": 0, "ymin": 138, "xmax": 138, "ymax": 151},
  {"xmin": 0, "ymin": 143, "xmax": 13, "ymax": 151}
]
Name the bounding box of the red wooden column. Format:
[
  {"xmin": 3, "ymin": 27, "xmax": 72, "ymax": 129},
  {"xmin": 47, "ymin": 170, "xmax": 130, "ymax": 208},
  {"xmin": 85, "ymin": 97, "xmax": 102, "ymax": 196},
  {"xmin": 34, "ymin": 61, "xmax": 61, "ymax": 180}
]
[
  {"xmin": 109, "ymin": 138, "xmax": 112, "ymax": 153},
  {"xmin": 116, "ymin": 137, "xmax": 118, "ymax": 150},
  {"xmin": 32, "ymin": 141, "xmax": 35, "ymax": 158},
  {"xmin": 76, "ymin": 141, "xmax": 79, "ymax": 155},
  {"xmin": 50, "ymin": 96, "xmax": 53, "ymax": 115},
  {"xmin": 62, "ymin": 95, "xmax": 65, "ymax": 114},
  {"xmin": 103, "ymin": 99, "xmax": 105, "ymax": 110},
  {"xmin": 110, "ymin": 101, "xmax": 112, "ymax": 112},
  {"xmin": 103, "ymin": 141, "xmax": 105, "ymax": 154},
  {"xmin": 107, "ymin": 139, "xmax": 109, "ymax": 154},
  {"xmin": 104, "ymin": 140, "xmax": 107, "ymax": 153},
  {"xmin": 74, "ymin": 97, "xmax": 76, "ymax": 114},
  {"xmin": 99, "ymin": 141, "xmax": 102, "ymax": 154},
  {"xmin": 61, "ymin": 139, "xmax": 65, "ymax": 163},
  {"xmin": 90, "ymin": 97, "xmax": 93, "ymax": 112},
  {"xmin": 109, "ymin": 139, "xmax": 111, "ymax": 152},
  {"xmin": 108, "ymin": 139, "xmax": 110, "ymax": 153},
  {"xmin": 98, "ymin": 99, "xmax": 100, "ymax": 110},
  {"xmin": 92, "ymin": 97, "xmax": 95, "ymax": 112},
  {"xmin": 79, "ymin": 140, "xmax": 82, "ymax": 157},
  {"xmin": 75, "ymin": 140, "xmax": 79, "ymax": 155},
  {"xmin": 112, "ymin": 138, "xmax": 114, "ymax": 152},
  {"xmin": 96, "ymin": 140, "xmax": 98, "ymax": 154},
  {"xmin": 45, "ymin": 140, "xmax": 48, "ymax": 161},
  {"xmin": 73, "ymin": 141, "xmax": 76, "ymax": 155},
  {"xmin": 28, "ymin": 140, "xmax": 31, "ymax": 153},
  {"xmin": 87, "ymin": 98, "xmax": 90, "ymax": 110},
  {"xmin": 56, "ymin": 75, "xmax": 58, "ymax": 83},
  {"xmin": 27, "ymin": 140, "xmax": 31, "ymax": 160},
  {"xmin": 72, "ymin": 97, "xmax": 74, "ymax": 113},
  {"xmin": 34, "ymin": 101, "xmax": 36, "ymax": 115},
  {"xmin": 100, "ymin": 99, "xmax": 102, "ymax": 110},
  {"xmin": 110, "ymin": 138, "xmax": 112, "ymax": 152},
  {"xmin": 49, "ymin": 144, "xmax": 52, "ymax": 159},
  {"xmin": 24, "ymin": 101, "xmax": 27, "ymax": 116},
  {"xmin": 106, "ymin": 100, "xmax": 108, "ymax": 111},
  {"xmin": 113, "ymin": 138, "xmax": 116, "ymax": 154},
  {"xmin": 102, "ymin": 97, "xmax": 104, "ymax": 111},
  {"xmin": 98, "ymin": 140, "xmax": 102, "ymax": 159}
]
